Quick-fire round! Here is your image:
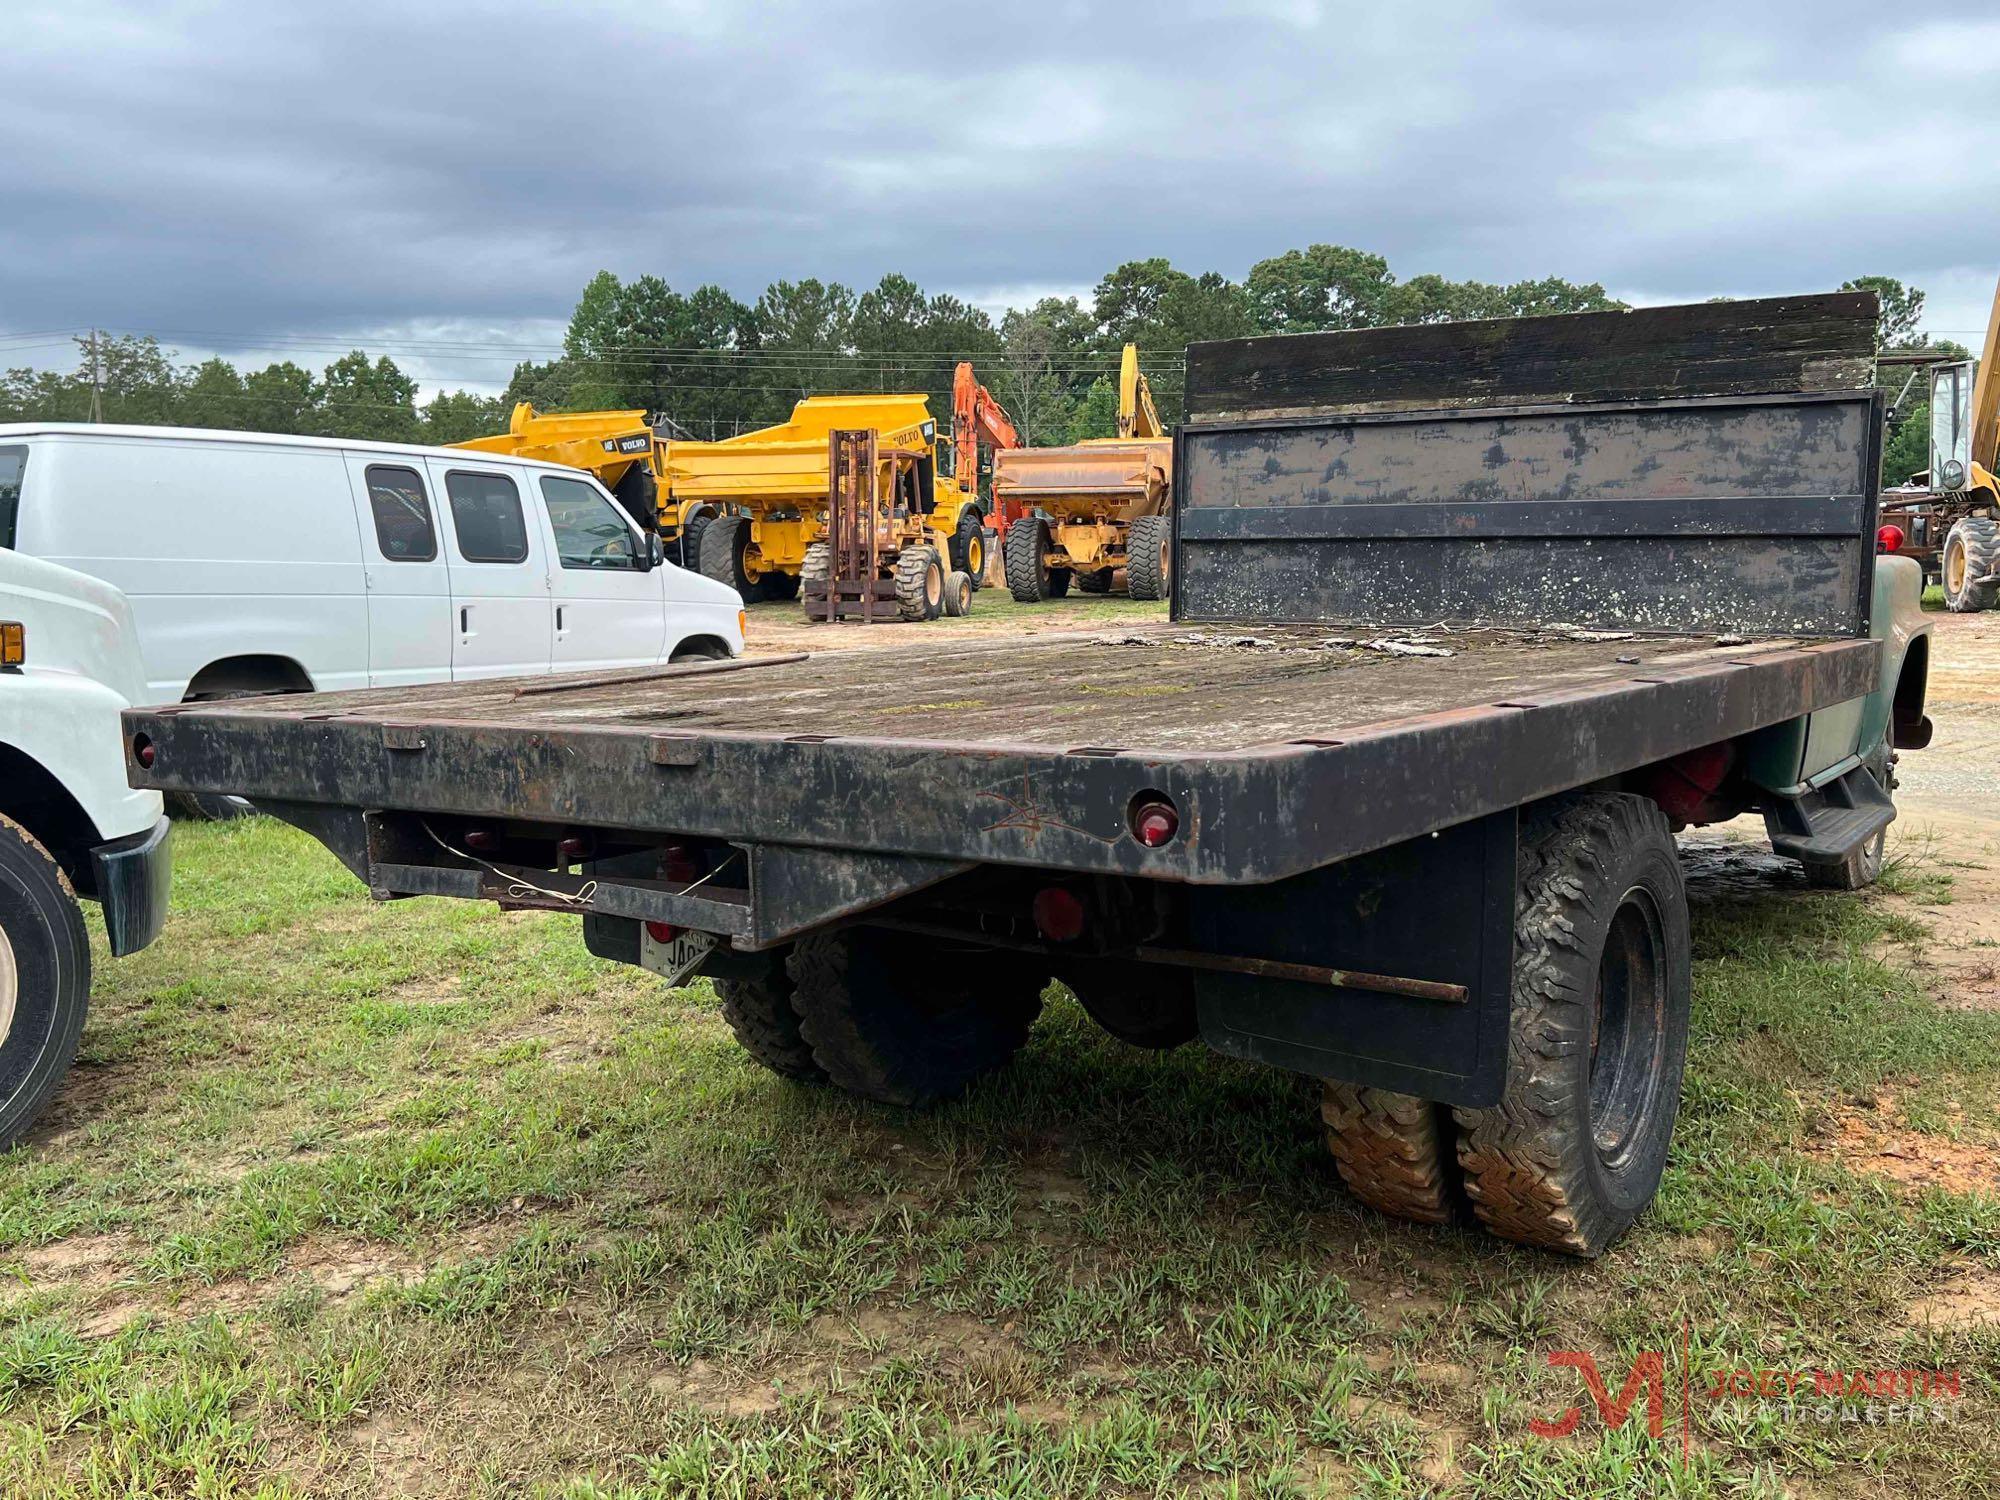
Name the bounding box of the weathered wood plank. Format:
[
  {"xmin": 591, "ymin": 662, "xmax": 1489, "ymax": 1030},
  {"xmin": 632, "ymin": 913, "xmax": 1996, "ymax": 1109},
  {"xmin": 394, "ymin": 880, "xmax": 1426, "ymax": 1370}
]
[{"xmin": 1184, "ymin": 293, "xmax": 1879, "ymax": 421}]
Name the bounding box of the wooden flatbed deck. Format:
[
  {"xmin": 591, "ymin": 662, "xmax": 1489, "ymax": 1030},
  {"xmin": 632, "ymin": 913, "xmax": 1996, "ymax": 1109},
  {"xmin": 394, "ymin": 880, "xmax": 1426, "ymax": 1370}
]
[
  {"xmin": 128, "ymin": 623, "xmax": 1877, "ymax": 887},
  {"xmin": 161, "ymin": 623, "xmax": 1856, "ymax": 756}
]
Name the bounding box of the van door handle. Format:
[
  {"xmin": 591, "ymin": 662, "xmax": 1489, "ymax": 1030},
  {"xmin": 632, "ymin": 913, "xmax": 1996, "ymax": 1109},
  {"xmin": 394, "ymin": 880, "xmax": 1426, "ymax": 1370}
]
[
  {"xmin": 459, "ymin": 606, "xmax": 471, "ymax": 636},
  {"xmin": 555, "ymin": 605, "xmax": 566, "ymax": 637}
]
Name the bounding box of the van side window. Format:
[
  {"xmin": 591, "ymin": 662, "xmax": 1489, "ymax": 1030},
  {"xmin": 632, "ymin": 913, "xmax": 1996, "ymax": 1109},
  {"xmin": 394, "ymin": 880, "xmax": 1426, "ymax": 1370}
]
[
  {"xmin": 0, "ymin": 446, "xmax": 25, "ymax": 551},
  {"xmin": 364, "ymin": 465, "xmax": 436, "ymax": 562},
  {"xmin": 540, "ymin": 475, "xmax": 641, "ymax": 570},
  {"xmin": 445, "ymin": 471, "xmax": 529, "ymax": 564}
]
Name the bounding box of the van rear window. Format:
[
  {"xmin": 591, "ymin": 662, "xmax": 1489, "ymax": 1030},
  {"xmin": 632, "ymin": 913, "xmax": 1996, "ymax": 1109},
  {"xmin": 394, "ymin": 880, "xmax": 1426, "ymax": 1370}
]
[
  {"xmin": 364, "ymin": 465, "xmax": 436, "ymax": 562},
  {"xmin": 445, "ymin": 471, "xmax": 529, "ymax": 564},
  {"xmin": 0, "ymin": 446, "xmax": 23, "ymax": 550}
]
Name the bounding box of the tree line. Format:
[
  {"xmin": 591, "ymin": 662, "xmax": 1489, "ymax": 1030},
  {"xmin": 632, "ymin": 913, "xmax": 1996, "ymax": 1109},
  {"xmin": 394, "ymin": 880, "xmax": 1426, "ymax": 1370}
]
[{"xmin": 0, "ymin": 251, "xmax": 1959, "ymax": 479}]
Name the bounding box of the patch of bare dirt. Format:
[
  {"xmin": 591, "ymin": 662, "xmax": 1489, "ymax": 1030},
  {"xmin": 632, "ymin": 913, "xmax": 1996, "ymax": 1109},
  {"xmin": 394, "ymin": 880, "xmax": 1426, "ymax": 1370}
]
[
  {"xmin": 386, "ymin": 975, "xmax": 464, "ymax": 1005},
  {"xmin": 1805, "ymin": 1088, "xmax": 2000, "ymax": 1197},
  {"xmin": 284, "ymin": 1238, "xmax": 429, "ymax": 1299},
  {"xmin": 18, "ymin": 1230, "xmax": 140, "ymax": 1288},
  {"xmin": 1905, "ymin": 1264, "xmax": 2000, "ymax": 1330},
  {"xmin": 645, "ymin": 1357, "xmax": 789, "ymax": 1419},
  {"xmin": 347, "ymin": 1412, "xmax": 437, "ymax": 1498}
]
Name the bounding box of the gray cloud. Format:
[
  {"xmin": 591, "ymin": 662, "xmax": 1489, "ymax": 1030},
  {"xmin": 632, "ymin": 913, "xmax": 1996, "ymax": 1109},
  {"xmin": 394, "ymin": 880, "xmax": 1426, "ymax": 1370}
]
[{"xmin": 5, "ymin": 0, "xmax": 1997, "ymax": 390}]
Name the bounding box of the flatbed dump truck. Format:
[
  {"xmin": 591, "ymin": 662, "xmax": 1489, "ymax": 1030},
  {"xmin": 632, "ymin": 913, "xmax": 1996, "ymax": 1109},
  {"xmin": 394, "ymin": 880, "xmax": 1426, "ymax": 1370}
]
[{"xmin": 121, "ymin": 294, "xmax": 1933, "ymax": 1256}]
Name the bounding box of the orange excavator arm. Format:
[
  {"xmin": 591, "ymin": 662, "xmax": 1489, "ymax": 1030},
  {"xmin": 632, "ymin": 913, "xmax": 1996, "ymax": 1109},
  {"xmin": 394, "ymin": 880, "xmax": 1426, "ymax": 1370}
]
[{"xmin": 952, "ymin": 361, "xmax": 1021, "ymax": 507}]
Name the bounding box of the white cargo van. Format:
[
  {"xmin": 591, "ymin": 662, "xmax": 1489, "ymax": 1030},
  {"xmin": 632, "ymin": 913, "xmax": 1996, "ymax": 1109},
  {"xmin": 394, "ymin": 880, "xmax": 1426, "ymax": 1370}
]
[{"xmin": 0, "ymin": 425, "xmax": 747, "ymax": 708}]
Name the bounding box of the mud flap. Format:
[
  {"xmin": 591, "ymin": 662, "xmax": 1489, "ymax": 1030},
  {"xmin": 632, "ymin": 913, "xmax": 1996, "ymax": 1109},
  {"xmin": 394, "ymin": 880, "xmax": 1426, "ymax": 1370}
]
[{"xmin": 1187, "ymin": 811, "xmax": 1515, "ymax": 1107}]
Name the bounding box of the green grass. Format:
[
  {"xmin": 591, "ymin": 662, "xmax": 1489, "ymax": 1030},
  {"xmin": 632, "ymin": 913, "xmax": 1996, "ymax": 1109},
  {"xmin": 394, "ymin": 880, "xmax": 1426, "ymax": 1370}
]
[
  {"xmin": 746, "ymin": 588, "xmax": 1170, "ymax": 633},
  {"xmin": 0, "ymin": 819, "xmax": 1994, "ymax": 1496}
]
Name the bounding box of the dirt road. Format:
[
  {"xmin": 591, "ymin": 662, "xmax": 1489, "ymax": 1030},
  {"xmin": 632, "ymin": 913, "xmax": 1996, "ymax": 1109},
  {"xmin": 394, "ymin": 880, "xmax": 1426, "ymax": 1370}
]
[{"xmin": 1886, "ymin": 609, "xmax": 2000, "ymax": 1012}]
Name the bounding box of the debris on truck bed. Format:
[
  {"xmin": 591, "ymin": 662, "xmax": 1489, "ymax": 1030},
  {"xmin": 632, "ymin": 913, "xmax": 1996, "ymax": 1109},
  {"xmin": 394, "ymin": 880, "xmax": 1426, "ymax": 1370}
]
[{"xmin": 160, "ymin": 620, "xmax": 1830, "ymax": 755}]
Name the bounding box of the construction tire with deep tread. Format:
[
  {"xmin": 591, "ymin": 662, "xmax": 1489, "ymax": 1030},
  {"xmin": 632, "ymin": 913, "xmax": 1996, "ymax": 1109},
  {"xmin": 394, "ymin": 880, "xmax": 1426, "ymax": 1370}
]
[
  {"xmin": 1076, "ymin": 567, "xmax": 1115, "ymax": 594},
  {"xmin": 700, "ymin": 515, "xmax": 760, "ymax": 600},
  {"xmin": 1453, "ymin": 792, "xmax": 1691, "ymax": 1257},
  {"xmin": 676, "ymin": 511, "xmax": 713, "ymax": 571},
  {"xmin": 787, "ymin": 928, "xmax": 1043, "ymax": 1106},
  {"xmin": 715, "ymin": 967, "xmax": 826, "ymax": 1082},
  {"xmin": 1005, "ymin": 518, "xmax": 1050, "ymax": 602},
  {"xmin": 1127, "ymin": 514, "xmax": 1169, "ymax": 601},
  {"xmin": 1943, "ymin": 515, "xmax": 1999, "ymax": 613},
  {"xmin": 894, "ymin": 546, "xmax": 944, "ymax": 621},
  {"xmin": 1321, "ymin": 1085, "xmax": 1459, "ymax": 1226},
  {"xmin": 951, "ymin": 513, "xmax": 987, "ymax": 589},
  {"xmin": 942, "ymin": 570, "xmax": 973, "ymax": 617},
  {"xmin": 799, "ymin": 541, "xmax": 829, "ymax": 618}
]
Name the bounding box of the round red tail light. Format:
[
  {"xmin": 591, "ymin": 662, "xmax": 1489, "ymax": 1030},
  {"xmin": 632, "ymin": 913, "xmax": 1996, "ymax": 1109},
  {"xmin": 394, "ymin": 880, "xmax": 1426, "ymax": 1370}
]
[
  {"xmin": 1128, "ymin": 794, "xmax": 1180, "ymax": 848},
  {"xmin": 132, "ymin": 735, "xmax": 155, "ymax": 769},
  {"xmin": 645, "ymin": 920, "xmax": 679, "ymax": 943},
  {"xmin": 1877, "ymin": 523, "xmax": 1907, "ymax": 554},
  {"xmin": 1032, "ymin": 886, "xmax": 1088, "ymax": 943}
]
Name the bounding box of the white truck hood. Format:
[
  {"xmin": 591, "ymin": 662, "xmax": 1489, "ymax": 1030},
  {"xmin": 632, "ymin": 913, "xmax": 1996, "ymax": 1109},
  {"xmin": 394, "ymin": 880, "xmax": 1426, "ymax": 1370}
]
[{"xmin": 0, "ymin": 549, "xmax": 151, "ymax": 708}]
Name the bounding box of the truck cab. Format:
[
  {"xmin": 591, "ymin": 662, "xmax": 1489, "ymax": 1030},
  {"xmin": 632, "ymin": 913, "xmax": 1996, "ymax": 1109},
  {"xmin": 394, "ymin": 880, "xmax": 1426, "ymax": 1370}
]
[{"xmin": 0, "ymin": 543, "xmax": 172, "ymax": 1146}]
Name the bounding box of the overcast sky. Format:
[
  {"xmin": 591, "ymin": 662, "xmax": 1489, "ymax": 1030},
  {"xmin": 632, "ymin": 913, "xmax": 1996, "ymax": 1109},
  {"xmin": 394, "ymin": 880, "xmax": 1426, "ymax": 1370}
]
[{"xmin": 4, "ymin": 0, "xmax": 1997, "ymax": 395}]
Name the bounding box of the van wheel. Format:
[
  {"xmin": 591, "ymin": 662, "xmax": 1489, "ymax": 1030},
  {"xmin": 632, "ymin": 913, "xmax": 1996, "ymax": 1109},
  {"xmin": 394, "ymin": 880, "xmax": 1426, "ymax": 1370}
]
[
  {"xmin": 172, "ymin": 690, "xmax": 261, "ymax": 819},
  {"xmin": 786, "ymin": 929, "xmax": 1043, "ymax": 1106},
  {"xmin": 1453, "ymin": 793, "xmax": 1691, "ymax": 1257},
  {"xmin": 173, "ymin": 793, "xmax": 257, "ymax": 822},
  {"xmin": 0, "ymin": 816, "xmax": 91, "ymax": 1149}
]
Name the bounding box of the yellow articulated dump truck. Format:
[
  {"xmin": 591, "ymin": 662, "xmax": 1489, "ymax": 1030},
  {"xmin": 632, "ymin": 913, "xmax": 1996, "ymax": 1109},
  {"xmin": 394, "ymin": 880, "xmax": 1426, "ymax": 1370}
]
[
  {"xmin": 452, "ymin": 404, "xmax": 713, "ymax": 556},
  {"xmin": 663, "ymin": 374, "xmax": 1014, "ymax": 605},
  {"xmin": 457, "ymin": 371, "xmax": 1020, "ymax": 610},
  {"xmin": 990, "ymin": 345, "xmax": 1174, "ymax": 602}
]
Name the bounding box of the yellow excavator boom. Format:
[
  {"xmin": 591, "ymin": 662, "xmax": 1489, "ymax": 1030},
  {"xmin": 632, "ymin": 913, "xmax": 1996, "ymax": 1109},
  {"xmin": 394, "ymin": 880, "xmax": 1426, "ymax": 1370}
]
[
  {"xmin": 1972, "ymin": 275, "xmax": 2000, "ymax": 477},
  {"xmin": 1117, "ymin": 343, "xmax": 1164, "ymax": 439}
]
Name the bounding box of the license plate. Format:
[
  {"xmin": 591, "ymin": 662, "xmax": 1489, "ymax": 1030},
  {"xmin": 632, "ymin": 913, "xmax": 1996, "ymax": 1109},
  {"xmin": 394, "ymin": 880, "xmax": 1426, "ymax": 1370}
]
[{"xmin": 640, "ymin": 927, "xmax": 718, "ymax": 987}]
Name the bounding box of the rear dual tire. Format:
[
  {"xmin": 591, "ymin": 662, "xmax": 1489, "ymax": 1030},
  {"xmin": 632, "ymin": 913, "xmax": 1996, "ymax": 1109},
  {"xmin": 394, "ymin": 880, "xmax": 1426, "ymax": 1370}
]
[
  {"xmin": 716, "ymin": 929, "xmax": 1043, "ymax": 1108},
  {"xmin": 787, "ymin": 930, "xmax": 1042, "ymax": 1107},
  {"xmin": 1322, "ymin": 793, "xmax": 1691, "ymax": 1256}
]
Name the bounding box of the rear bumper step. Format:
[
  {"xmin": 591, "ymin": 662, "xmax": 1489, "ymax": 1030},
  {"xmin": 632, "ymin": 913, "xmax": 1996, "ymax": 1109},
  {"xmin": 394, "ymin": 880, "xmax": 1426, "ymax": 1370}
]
[{"xmin": 1762, "ymin": 763, "xmax": 1894, "ymax": 864}]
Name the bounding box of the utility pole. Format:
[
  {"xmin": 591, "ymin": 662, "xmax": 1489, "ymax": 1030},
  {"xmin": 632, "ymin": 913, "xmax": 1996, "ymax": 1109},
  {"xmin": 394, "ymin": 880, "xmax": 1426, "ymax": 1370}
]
[{"xmin": 85, "ymin": 330, "xmax": 104, "ymax": 423}]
